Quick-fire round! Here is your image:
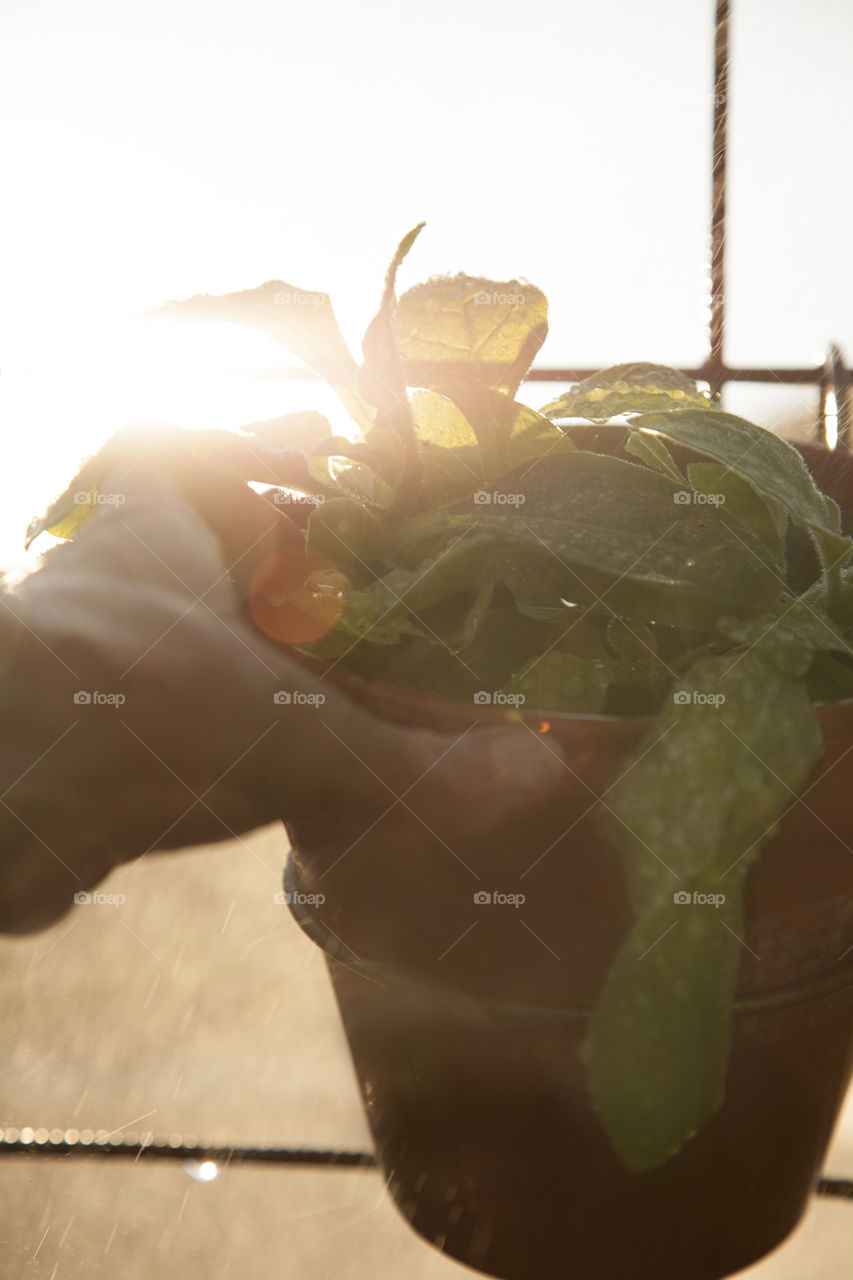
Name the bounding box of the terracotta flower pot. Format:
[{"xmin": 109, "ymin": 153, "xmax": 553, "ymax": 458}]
[{"xmin": 284, "ymin": 440, "xmax": 853, "ymax": 1280}]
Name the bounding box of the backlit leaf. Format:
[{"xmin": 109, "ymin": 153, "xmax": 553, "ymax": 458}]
[
  {"xmin": 542, "ymin": 363, "xmax": 711, "ymax": 422},
  {"xmin": 151, "ymin": 281, "xmax": 374, "ymax": 434},
  {"xmin": 394, "ymin": 274, "xmax": 548, "ymax": 397}
]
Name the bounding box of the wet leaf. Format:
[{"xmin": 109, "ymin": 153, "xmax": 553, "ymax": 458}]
[
  {"xmin": 542, "ymin": 363, "xmax": 711, "ymax": 422},
  {"xmin": 491, "ymin": 452, "xmax": 781, "ymax": 629},
  {"xmin": 624, "ymin": 429, "xmax": 685, "ymax": 483},
  {"xmin": 606, "ymin": 618, "xmax": 659, "ymax": 675},
  {"xmin": 586, "ymin": 650, "xmax": 823, "ymax": 1170},
  {"xmin": 634, "ymin": 409, "xmax": 853, "ymax": 581},
  {"xmin": 505, "ymin": 649, "xmax": 614, "ymax": 714},
  {"xmin": 716, "ymin": 598, "xmax": 853, "ymax": 676},
  {"xmin": 686, "ymin": 462, "xmax": 788, "ymax": 566}
]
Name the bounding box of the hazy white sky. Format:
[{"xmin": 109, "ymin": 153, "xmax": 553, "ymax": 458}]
[{"xmin": 0, "ymin": 0, "xmax": 851, "ymax": 567}]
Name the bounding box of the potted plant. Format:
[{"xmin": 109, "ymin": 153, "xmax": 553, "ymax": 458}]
[{"xmin": 30, "ymin": 227, "xmax": 853, "ymax": 1280}]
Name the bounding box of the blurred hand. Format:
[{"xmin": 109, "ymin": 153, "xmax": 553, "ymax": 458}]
[{"xmin": 0, "ymin": 444, "xmax": 568, "ymax": 933}]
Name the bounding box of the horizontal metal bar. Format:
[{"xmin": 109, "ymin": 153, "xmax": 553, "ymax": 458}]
[
  {"xmin": 525, "ymin": 366, "xmax": 851, "ymax": 386},
  {"xmin": 0, "ymin": 1130, "xmax": 375, "ymax": 1168},
  {"xmin": 0, "ymin": 1132, "xmax": 849, "ymax": 1199},
  {"xmin": 817, "ymin": 1177, "xmax": 853, "ymax": 1199},
  {"xmin": 237, "ymin": 364, "xmax": 851, "ymax": 388}
]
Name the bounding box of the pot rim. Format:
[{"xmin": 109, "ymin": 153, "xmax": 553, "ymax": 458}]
[
  {"xmin": 284, "ymin": 856, "xmax": 853, "ymax": 1015},
  {"xmin": 295, "ymin": 648, "xmax": 853, "ymax": 736}
]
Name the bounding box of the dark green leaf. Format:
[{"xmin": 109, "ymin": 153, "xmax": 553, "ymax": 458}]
[
  {"xmin": 306, "ymin": 497, "xmax": 392, "ymax": 583},
  {"xmin": 686, "ymin": 461, "xmax": 788, "ymax": 566},
  {"xmin": 634, "ymin": 409, "xmax": 853, "ymax": 580},
  {"xmin": 806, "ymin": 650, "xmax": 853, "ymax": 701},
  {"xmin": 495, "ymin": 452, "xmax": 781, "ymax": 629},
  {"xmin": 716, "ymin": 598, "xmax": 853, "ymax": 676},
  {"xmin": 586, "ymin": 650, "xmax": 823, "ymax": 1170},
  {"xmin": 504, "ymin": 649, "xmax": 614, "ymax": 713}
]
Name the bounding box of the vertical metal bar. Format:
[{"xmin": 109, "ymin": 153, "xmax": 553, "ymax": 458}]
[
  {"xmin": 828, "ymin": 344, "xmax": 851, "ymax": 448},
  {"xmin": 709, "ymin": 0, "xmax": 729, "ymax": 398},
  {"xmin": 818, "ymin": 372, "xmax": 829, "ymax": 446}
]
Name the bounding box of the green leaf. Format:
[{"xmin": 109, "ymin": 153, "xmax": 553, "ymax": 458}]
[
  {"xmin": 151, "ymin": 281, "xmax": 374, "ymax": 434},
  {"xmin": 541, "ymin": 363, "xmax": 711, "ymax": 422},
  {"xmin": 686, "ymin": 462, "xmax": 788, "ymax": 566},
  {"xmin": 356, "ymin": 226, "xmax": 428, "ymax": 516},
  {"xmin": 624, "ymin": 429, "xmax": 685, "ymax": 484},
  {"xmin": 311, "ymin": 432, "xmax": 402, "ymax": 482},
  {"xmin": 425, "ymin": 380, "xmax": 572, "ymax": 482},
  {"xmin": 26, "ymin": 486, "xmax": 99, "ymax": 546},
  {"xmin": 716, "ymin": 598, "xmax": 853, "ymax": 676},
  {"xmin": 241, "ymin": 410, "xmax": 334, "ymax": 453},
  {"xmin": 505, "ymin": 649, "xmax": 614, "ymax": 713},
  {"xmin": 409, "ymin": 390, "xmax": 486, "ymax": 507},
  {"xmin": 586, "ymin": 650, "xmax": 823, "ymax": 1170},
  {"xmin": 634, "ymin": 409, "xmax": 853, "ymax": 582},
  {"xmin": 492, "ymin": 451, "xmax": 781, "ymax": 629},
  {"xmin": 806, "ymin": 650, "xmax": 853, "ymax": 701},
  {"xmin": 394, "ymin": 274, "xmax": 548, "ymax": 397},
  {"xmin": 605, "ymin": 617, "xmax": 659, "ymax": 674},
  {"xmin": 306, "ymin": 497, "xmax": 392, "ymax": 584},
  {"xmin": 383, "ymin": 452, "xmax": 780, "ymax": 634},
  {"xmin": 308, "ymin": 451, "xmax": 396, "ymax": 510}
]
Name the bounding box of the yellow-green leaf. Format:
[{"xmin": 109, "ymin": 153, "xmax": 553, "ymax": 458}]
[
  {"xmin": 151, "ymin": 281, "xmax": 374, "ymax": 434},
  {"xmin": 394, "ymin": 274, "xmax": 548, "ymax": 397}
]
